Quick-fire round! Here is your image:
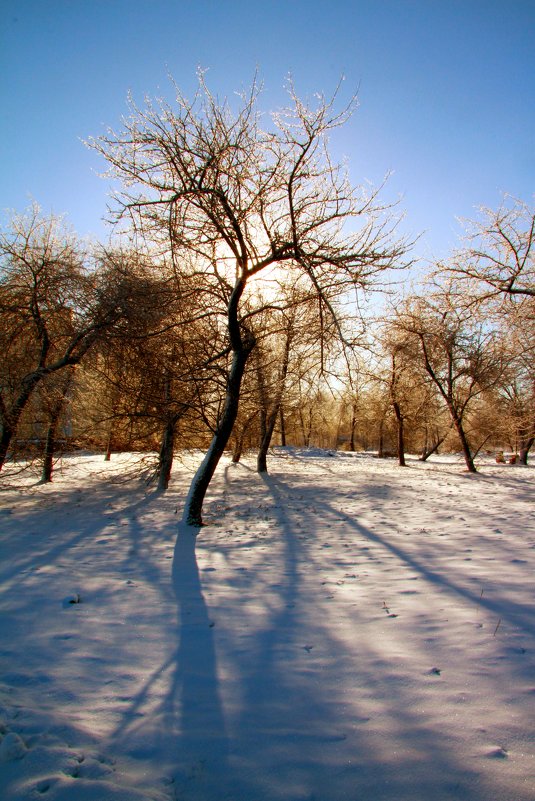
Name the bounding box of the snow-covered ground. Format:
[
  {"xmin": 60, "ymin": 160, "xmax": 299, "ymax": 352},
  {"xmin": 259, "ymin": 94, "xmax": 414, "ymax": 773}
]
[{"xmin": 0, "ymin": 449, "xmax": 534, "ymax": 801}]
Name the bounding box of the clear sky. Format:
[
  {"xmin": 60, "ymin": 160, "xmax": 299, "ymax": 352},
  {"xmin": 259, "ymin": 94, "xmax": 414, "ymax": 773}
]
[{"xmin": 1, "ymin": 0, "xmax": 534, "ymax": 263}]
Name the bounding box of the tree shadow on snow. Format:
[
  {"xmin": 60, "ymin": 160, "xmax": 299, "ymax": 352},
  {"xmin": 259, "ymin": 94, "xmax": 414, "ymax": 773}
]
[
  {"xmin": 192, "ymin": 463, "xmax": 532, "ymax": 801},
  {"xmin": 8, "ymin": 456, "xmax": 530, "ymax": 800},
  {"xmin": 216, "ymin": 471, "xmax": 476, "ymax": 801}
]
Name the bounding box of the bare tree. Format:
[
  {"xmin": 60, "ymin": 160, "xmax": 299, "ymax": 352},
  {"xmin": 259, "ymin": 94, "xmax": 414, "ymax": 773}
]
[
  {"xmin": 494, "ymin": 304, "xmax": 535, "ymax": 463},
  {"xmin": 82, "ymin": 251, "xmax": 226, "ymax": 487},
  {"xmin": 374, "ymin": 318, "xmax": 451, "ymax": 464},
  {"xmin": 446, "ymin": 197, "xmax": 534, "ymax": 302},
  {"xmin": 438, "ymin": 196, "xmax": 534, "ymax": 463},
  {"xmin": 91, "ymin": 73, "xmax": 409, "ymax": 525},
  {"xmin": 417, "ymin": 401, "xmax": 451, "ymax": 461},
  {"xmin": 0, "ymin": 207, "xmax": 134, "ymax": 470},
  {"xmin": 388, "ymin": 347, "xmax": 409, "ymax": 466},
  {"xmin": 38, "ymin": 367, "xmax": 76, "ymax": 482},
  {"xmin": 394, "ymin": 291, "xmax": 505, "ymax": 472},
  {"xmin": 251, "ymin": 286, "xmax": 329, "ymax": 471},
  {"xmin": 372, "ymin": 328, "xmax": 415, "ymax": 465}
]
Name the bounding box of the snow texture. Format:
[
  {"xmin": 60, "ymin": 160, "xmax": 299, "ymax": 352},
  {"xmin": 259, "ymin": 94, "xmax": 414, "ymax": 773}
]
[{"xmin": 0, "ymin": 449, "xmax": 534, "ymax": 800}]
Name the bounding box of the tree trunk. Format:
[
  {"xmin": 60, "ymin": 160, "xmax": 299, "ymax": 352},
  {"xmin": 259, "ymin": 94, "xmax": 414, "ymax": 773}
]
[
  {"xmin": 104, "ymin": 429, "xmax": 113, "ymax": 461},
  {"xmin": 419, "ymin": 427, "xmax": 447, "ymax": 461},
  {"xmin": 0, "ymin": 386, "xmax": 36, "ymax": 470},
  {"xmin": 258, "ymin": 407, "xmax": 267, "ymax": 456},
  {"xmin": 41, "ymin": 371, "xmax": 74, "ymax": 482},
  {"xmin": 183, "ymin": 341, "xmax": 253, "ymax": 526},
  {"xmin": 349, "ymin": 402, "xmax": 357, "ymax": 452},
  {"xmin": 182, "ymin": 272, "xmax": 255, "ymax": 526},
  {"xmin": 420, "ymin": 436, "xmax": 444, "ymax": 461},
  {"xmin": 157, "ymin": 419, "xmax": 176, "ymax": 491},
  {"xmin": 393, "ymin": 401, "xmax": 406, "ymax": 466},
  {"xmin": 299, "ymin": 408, "xmax": 312, "ymax": 447},
  {"xmin": 0, "ymin": 344, "xmax": 96, "ymax": 472},
  {"xmin": 451, "ymin": 412, "xmax": 477, "ymax": 473},
  {"xmin": 256, "ymin": 319, "xmax": 291, "ymax": 473},
  {"xmin": 257, "ymin": 409, "xmax": 279, "ymax": 473},
  {"xmin": 378, "ymin": 417, "xmax": 385, "ymax": 458},
  {"xmin": 279, "ymin": 408, "xmax": 286, "ymax": 447},
  {"xmin": 0, "ymin": 423, "xmax": 15, "ymax": 470},
  {"xmin": 41, "ymin": 414, "xmax": 61, "ymax": 483},
  {"xmin": 231, "ymin": 439, "xmax": 243, "ymax": 464},
  {"xmin": 231, "ymin": 410, "xmax": 257, "ymax": 464},
  {"xmin": 519, "ymin": 437, "xmax": 533, "ymax": 465},
  {"xmin": 0, "ymin": 380, "xmax": 39, "ymax": 467},
  {"xmin": 297, "ymin": 406, "xmax": 308, "ymax": 447}
]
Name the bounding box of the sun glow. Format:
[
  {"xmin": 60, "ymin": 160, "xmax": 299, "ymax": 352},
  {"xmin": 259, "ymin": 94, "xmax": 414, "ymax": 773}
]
[{"xmin": 244, "ymin": 260, "xmax": 301, "ymax": 305}]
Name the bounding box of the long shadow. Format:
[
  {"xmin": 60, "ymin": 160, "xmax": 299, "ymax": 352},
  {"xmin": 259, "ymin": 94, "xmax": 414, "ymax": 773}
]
[
  {"xmin": 0, "ymin": 462, "xmax": 162, "ymax": 588},
  {"xmin": 276, "ymin": 454, "xmax": 535, "ymax": 638},
  {"xmin": 306, "ymin": 484, "xmax": 535, "ymax": 639},
  {"xmin": 212, "ymin": 469, "xmax": 321, "ymax": 799},
  {"xmin": 166, "ymin": 522, "xmax": 230, "ymax": 796},
  {"xmin": 102, "ymin": 521, "xmax": 231, "ymax": 798},
  {"xmin": 205, "ymin": 466, "xmax": 501, "ymax": 801},
  {"xmin": 1, "ymin": 458, "xmax": 228, "ymax": 797},
  {"xmin": 7, "ymin": 454, "xmax": 531, "ymax": 800}
]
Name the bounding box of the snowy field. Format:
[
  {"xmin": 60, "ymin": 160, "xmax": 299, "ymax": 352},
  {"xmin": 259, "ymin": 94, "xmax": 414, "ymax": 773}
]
[{"xmin": 0, "ymin": 449, "xmax": 534, "ymax": 801}]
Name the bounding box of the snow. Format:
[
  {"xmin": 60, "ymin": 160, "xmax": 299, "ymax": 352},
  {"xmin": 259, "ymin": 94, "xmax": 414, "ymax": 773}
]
[{"xmin": 0, "ymin": 449, "xmax": 534, "ymax": 800}]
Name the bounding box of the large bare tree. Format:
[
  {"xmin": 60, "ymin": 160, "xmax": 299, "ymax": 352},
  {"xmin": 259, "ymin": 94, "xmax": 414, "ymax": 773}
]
[{"xmin": 91, "ymin": 73, "xmax": 409, "ymax": 525}]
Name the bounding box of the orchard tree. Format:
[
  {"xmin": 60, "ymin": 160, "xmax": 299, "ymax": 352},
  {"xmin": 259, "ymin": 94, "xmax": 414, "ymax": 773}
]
[
  {"xmin": 416, "ymin": 389, "xmax": 451, "ymax": 461},
  {"xmin": 0, "ymin": 207, "xmax": 136, "ymax": 470},
  {"xmin": 441, "ymin": 196, "xmax": 534, "ymax": 462},
  {"xmin": 447, "ymin": 198, "xmax": 534, "ymax": 453},
  {"xmin": 91, "ymin": 73, "xmax": 409, "ymax": 526},
  {"xmin": 251, "ymin": 282, "xmax": 331, "ymax": 472},
  {"xmin": 38, "ymin": 367, "xmax": 75, "ymax": 482},
  {"xmin": 375, "ymin": 317, "xmax": 451, "ymax": 463},
  {"xmin": 95, "ymin": 257, "xmax": 225, "ymax": 489},
  {"xmin": 495, "ymin": 303, "xmax": 535, "ymax": 463},
  {"xmin": 386, "ymin": 344, "xmax": 411, "ymax": 465},
  {"xmin": 394, "ymin": 290, "xmax": 505, "ymax": 472},
  {"xmin": 446, "ymin": 197, "xmax": 534, "ymax": 302},
  {"xmin": 372, "ymin": 324, "xmax": 416, "ymax": 465}
]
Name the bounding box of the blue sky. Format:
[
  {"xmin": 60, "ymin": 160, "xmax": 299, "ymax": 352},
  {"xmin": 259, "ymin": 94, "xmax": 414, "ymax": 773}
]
[{"xmin": 1, "ymin": 0, "xmax": 534, "ymax": 262}]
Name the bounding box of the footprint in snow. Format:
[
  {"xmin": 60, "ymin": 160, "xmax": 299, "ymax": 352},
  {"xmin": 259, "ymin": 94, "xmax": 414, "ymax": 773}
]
[
  {"xmin": 486, "ymin": 746, "xmax": 508, "ymax": 759},
  {"xmin": 71, "ymin": 755, "xmax": 115, "ymax": 779},
  {"xmin": 62, "ymin": 593, "xmax": 82, "ymax": 607},
  {"xmin": 0, "ymin": 732, "xmax": 27, "ymax": 761}
]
